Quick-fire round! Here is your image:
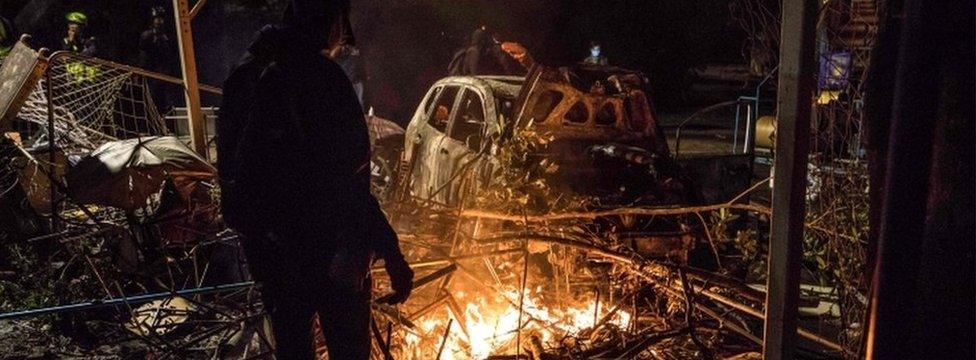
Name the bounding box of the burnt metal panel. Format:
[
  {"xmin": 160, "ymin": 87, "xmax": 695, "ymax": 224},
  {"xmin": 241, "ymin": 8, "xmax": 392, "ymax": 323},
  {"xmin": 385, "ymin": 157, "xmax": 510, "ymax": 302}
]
[{"xmin": 0, "ymin": 41, "xmax": 47, "ymax": 133}]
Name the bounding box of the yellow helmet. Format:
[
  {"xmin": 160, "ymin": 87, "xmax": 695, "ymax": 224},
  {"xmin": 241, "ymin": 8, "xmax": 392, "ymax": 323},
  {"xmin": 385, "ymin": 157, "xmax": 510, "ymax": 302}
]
[{"xmin": 66, "ymin": 12, "xmax": 88, "ymax": 25}]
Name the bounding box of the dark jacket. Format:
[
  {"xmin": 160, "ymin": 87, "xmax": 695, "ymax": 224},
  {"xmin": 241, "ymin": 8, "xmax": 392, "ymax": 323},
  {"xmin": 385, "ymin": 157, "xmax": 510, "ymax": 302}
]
[
  {"xmin": 231, "ymin": 26, "xmax": 404, "ymax": 278},
  {"xmin": 217, "ymin": 25, "xmax": 282, "ymax": 231},
  {"xmin": 138, "ymin": 27, "xmax": 178, "ymax": 74},
  {"xmin": 448, "ymin": 28, "xmax": 518, "ymax": 76}
]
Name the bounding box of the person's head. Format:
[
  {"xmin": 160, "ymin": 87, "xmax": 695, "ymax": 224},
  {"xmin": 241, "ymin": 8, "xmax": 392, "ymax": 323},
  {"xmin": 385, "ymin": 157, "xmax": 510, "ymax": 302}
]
[
  {"xmin": 589, "ymin": 41, "xmax": 602, "ymax": 57},
  {"xmin": 285, "ymin": 0, "xmax": 350, "ymax": 51},
  {"xmin": 151, "ymin": 7, "xmax": 166, "ymax": 29},
  {"xmin": 66, "ymin": 12, "xmax": 88, "ymax": 39}
]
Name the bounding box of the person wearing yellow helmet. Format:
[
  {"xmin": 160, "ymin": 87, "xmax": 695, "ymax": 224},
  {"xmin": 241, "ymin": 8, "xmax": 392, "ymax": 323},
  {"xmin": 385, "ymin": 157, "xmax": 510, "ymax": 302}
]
[
  {"xmin": 0, "ymin": 15, "xmax": 14, "ymax": 57},
  {"xmin": 63, "ymin": 11, "xmax": 96, "ymax": 56}
]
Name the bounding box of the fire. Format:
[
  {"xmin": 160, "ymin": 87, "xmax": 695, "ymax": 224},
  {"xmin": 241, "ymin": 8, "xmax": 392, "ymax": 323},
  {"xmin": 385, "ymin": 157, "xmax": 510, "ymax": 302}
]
[{"xmin": 398, "ymin": 285, "xmax": 632, "ymax": 359}]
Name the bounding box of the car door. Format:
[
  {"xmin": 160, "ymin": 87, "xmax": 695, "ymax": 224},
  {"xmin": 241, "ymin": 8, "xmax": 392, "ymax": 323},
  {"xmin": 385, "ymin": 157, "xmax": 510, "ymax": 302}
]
[
  {"xmin": 439, "ymin": 87, "xmax": 489, "ymax": 205},
  {"xmin": 411, "ymin": 85, "xmax": 461, "ymax": 203}
]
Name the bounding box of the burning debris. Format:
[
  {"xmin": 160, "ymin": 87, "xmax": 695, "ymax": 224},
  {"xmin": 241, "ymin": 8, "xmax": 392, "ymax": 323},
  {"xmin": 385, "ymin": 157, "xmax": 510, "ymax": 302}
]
[{"xmin": 0, "ymin": 9, "xmax": 866, "ymax": 359}]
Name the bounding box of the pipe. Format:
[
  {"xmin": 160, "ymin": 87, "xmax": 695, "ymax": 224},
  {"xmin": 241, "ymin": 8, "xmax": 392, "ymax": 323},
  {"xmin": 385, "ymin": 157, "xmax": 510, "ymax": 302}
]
[{"xmin": 0, "ymin": 282, "xmax": 255, "ymax": 321}]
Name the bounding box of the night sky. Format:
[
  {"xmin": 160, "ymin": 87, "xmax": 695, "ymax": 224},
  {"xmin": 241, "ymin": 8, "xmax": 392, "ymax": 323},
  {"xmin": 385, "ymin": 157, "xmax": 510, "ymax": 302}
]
[{"xmin": 3, "ymin": 0, "xmax": 749, "ymax": 122}]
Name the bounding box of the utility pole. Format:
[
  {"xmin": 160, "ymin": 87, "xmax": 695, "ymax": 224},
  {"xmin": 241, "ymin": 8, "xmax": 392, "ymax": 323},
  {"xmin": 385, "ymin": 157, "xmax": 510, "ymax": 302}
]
[
  {"xmin": 762, "ymin": 0, "xmax": 818, "ymax": 358},
  {"xmin": 172, "ymin": 0, "xmax": 208, "ymax": 158}
]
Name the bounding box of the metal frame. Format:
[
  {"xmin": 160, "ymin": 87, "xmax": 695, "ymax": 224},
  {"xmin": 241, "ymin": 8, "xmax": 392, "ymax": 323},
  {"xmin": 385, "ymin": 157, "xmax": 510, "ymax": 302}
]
[
  {"xmin": 41, "ymin": 50, "xmax": 222, "ymax": 229},
  {"xmin": 173, "ymin": 0, "xmax": 209, "ymax": 158},
  {"xmin": 0, "ymin": 282, "xmax": 255, "ymax": 321},
  {"xmin": 672, "ymin": 99, "xmax": 754, "ymax": 159},
  {"xmin": 762, "ymin": 0, "xmax": 818, "ymax": 358}
]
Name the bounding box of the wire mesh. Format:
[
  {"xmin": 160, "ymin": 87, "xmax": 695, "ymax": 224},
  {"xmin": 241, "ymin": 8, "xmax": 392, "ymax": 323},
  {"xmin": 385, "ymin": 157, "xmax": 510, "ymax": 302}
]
[
  {"xmin": 731, "ymin": 0, "xmax": 879, "ymax": 357},
  {"xmin": 13, "ymin": 52, "xmax": 169, "ymax": 155}
]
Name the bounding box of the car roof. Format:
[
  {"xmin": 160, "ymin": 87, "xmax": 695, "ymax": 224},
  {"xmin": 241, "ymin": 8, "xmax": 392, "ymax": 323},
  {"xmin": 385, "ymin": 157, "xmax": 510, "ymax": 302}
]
[{"xmin": 436, "ymin": 75, "xmax": 524, "ymax": 99}]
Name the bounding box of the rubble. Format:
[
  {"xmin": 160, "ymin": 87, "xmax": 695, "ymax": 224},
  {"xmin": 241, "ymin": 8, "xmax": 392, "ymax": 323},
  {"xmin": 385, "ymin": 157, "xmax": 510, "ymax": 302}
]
[{"xmin": 0, "ymin": 34, "xmax": 859, "ymax": 360}]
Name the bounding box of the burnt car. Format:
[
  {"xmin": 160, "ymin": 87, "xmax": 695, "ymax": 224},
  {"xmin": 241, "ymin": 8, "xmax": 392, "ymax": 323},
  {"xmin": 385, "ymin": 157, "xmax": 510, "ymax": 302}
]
[
  {"xmin": 393, "ymin": 65, "xmax": 727, "ymax": 259},
  {"xmin": 399, "ymin": 65, "xmax": 697, "ymax": 207}
]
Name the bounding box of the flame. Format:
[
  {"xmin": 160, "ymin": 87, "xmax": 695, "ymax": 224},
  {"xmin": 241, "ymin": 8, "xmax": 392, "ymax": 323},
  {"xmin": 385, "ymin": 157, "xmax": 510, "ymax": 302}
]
[{"xmin": 398, "ymin": 285, "xmax": 632, "ymax": 360}]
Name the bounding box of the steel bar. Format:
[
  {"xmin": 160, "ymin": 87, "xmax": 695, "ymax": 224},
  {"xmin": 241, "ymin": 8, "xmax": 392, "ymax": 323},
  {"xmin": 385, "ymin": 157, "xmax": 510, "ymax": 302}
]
[
  {"xmin": 189, "ymin": 0, "xmax": 209, "ymax": 19},
  {"xmin": 472, "ymin": 233, "xmax": 845, "ymax": 352},
  {"xmin": 374, "ymin": 264, "xmax": 456, "ymax": 304},
  {"xmin": 679, "ymin": 268, "xmax": 714, "ymax": 359},
  {"xmin": 443, "ymin": 293, "xmax": 471, "ymax": 340},
  {"xmin": 371, "ymin": 317, "xmax": 395, "ymax": 360},
  {"xmin": 462, "ymin": 204, "xmax": 852, "ymax": 241},
  {"xmin": 408, "ymin": 294, "xmax": 448, "ymax": 321},
  {"xmin": 661, "ymin": 286, "xmax": 761, "ymax": 345},
  {"xmin": 435, "ymin": 318, "xmax": 454, "ymax": 360},
  {"xmin": 49, "ymin": 53, "xmax": 222, "ymax": 94},
  {"xmin": 764, "ymin": 0, "xmax": 818, "ymax": 358},
  {"xmin": 460, "ymin": 203, "xmax": 769, "ymax": 222},
  {"xmin": 0, "ymin": 282, "xmax": 255, "ymax": 320},
  {"xmin": 45, "ymin": 53, "xmax": 57, "ymax": 231},
  {"xmin": 613, "ymin": 328, "xmax": 689, "ymax": 359},
  {"xmin": 687, "ymin": 282, "xmax": 845, "ymax": 353},
  {"xmin": 369, "ymin": 248, "xmax": 523, "ymax": 273},
  {"xmin": 696, "ymin": 301, "xmax": 763, "ymax": 345}
]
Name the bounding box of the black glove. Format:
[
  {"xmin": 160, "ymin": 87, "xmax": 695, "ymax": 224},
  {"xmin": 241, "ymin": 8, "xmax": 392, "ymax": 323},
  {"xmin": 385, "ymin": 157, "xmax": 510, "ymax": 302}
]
[{"xmin": 382, "ymin": 256, "xmax": 413, "ymax": 304}]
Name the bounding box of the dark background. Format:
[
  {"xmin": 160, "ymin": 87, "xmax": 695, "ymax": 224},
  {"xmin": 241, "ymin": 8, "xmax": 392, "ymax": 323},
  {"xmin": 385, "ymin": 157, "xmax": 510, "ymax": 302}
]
[{"xmin": 2, "ymin": 0, "xmax": 749, "ymax": 124}]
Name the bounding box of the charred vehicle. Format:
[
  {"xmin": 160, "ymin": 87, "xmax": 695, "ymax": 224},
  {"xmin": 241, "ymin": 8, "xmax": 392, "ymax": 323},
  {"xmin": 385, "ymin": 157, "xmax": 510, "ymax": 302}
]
[
  {"xmin": 392, "ymin": 65, "xmax": 757, "ymax": 260},
  {"xmin": 401, "ymin": 66, "xmax": 690, "ymax": 205}
]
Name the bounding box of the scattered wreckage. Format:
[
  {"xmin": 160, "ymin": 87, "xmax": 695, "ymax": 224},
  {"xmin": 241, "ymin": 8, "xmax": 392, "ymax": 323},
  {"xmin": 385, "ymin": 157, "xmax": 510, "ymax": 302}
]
[
  {"xmin": 0, "ymin": 38, "xmax": 849, "ymax": 359},
  {"xmin": 386, "ymin": 64, "xmax": 758, "ymax": 262}
]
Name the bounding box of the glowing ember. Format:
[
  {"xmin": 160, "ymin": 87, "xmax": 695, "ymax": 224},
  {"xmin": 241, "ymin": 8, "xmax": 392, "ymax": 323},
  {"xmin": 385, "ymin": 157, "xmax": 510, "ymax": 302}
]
[{"xmin": 397, "ymin": 285, "xmax": 632, "ymax": 359}]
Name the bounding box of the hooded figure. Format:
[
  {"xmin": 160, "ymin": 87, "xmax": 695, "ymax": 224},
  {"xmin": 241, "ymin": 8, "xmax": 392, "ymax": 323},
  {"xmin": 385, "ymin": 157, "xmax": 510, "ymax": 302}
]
[
  {"xmin": 448, "ymin": 27, "xmax": 520, "ymax": 76},
  {"xmin": 218, "ymin": 2, "xmax": 413, "ymax": 359},
  {"xmin": 138, "ymin": 7, "xmax": 178, "ymax": 75},
  {"xmin": 139, "ymin": 7, "xmax": 180, "ymax": 112}
]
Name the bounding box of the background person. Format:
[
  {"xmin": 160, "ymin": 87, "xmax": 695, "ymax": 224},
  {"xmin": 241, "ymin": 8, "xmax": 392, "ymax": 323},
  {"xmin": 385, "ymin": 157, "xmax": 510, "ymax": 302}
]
[
  {"xmin": 62, "ymin": 11, "xmax": 96, "ymax": 56},
  {"xmin": 582, "ymin": 40, "xmax": 608, "ymax": 66}
]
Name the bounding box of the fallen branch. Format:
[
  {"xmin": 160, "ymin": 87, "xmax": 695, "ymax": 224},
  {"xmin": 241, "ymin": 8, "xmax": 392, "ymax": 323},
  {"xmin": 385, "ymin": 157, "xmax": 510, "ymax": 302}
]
[
  {"xmin": 460, "ymin": 202, "xmax": 858, "ymax": 241},
  {"xmin": 460, "ymin": 203, "xmax": 769, "ymax": 222},
  {"xmin": 470, "ymin": 233, "xmax": 847, "ymax": 354}
]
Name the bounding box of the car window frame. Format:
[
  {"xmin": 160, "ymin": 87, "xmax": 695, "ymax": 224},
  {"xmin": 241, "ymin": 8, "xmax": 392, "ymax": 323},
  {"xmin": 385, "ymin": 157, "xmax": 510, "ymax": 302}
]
[
  {"xmin": 426, "ymin": 85, "xmax": 462, "ymax": 134},
  {"xmin": 420, "ymin": 86, "xmax": 443, "ymax": 120},
  {"xmin": 447, "ymin": 87, "xmax": 488, "ymax": 149}
]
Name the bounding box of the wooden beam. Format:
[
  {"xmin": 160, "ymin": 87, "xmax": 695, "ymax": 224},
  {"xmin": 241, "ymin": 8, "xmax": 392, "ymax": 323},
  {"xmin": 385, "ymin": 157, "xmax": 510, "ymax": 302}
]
[
  {"xmin": 172, "ymin": 0, "xmax": 208, "ymax": 158},
  {"xmin": 762, "ymin": 0, "xmax": 818, "ymax": 358}
]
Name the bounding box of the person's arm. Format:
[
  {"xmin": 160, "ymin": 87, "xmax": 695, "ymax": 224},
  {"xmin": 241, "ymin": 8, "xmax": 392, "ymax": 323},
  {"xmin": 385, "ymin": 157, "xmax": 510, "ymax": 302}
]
[
  {"xmin": 464, "ymin": 48, "xmax": 480, "ymax": 75},
  {"xmin": 365, "ymin": 195, "xmax": 413, "ymax": 304}
]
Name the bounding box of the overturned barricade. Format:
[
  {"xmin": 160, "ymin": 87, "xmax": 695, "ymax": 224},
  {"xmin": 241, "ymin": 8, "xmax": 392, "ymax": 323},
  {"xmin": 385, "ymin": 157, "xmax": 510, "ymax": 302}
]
[{"xmin": 0, "ymin": 38, "xmax": 265, "ymax": 358}]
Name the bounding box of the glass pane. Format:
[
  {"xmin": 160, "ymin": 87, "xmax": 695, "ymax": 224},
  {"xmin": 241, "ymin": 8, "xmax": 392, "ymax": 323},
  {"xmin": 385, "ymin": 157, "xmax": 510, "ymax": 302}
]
[
  {"xmin": 450, "ymin": 89, "xmax": 486, "ymax": 150},
  {"xmin": 427, "ymin": 86, "xmax": 459, "ymax": 133}
]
